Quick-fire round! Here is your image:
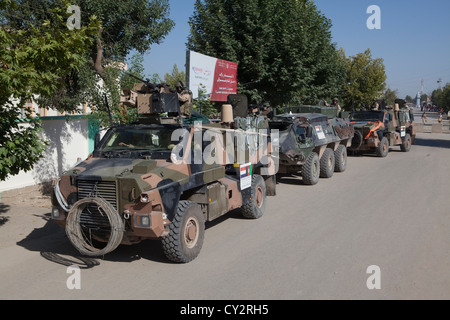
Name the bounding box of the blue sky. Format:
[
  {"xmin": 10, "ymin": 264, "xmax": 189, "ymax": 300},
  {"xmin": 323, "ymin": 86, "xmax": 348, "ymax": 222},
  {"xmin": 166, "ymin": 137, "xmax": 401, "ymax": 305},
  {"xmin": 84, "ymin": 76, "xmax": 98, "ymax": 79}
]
[{"xmin": 142, "ymin": 0, "xmax": 450, "ymax": 98}]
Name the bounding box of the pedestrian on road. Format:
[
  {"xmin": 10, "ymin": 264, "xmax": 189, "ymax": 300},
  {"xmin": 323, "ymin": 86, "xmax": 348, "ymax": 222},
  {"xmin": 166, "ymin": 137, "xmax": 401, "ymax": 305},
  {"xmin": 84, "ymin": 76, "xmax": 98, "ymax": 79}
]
[{"xmin": 421, "ymin": 111, "xmax": 427, "ymax": 124}]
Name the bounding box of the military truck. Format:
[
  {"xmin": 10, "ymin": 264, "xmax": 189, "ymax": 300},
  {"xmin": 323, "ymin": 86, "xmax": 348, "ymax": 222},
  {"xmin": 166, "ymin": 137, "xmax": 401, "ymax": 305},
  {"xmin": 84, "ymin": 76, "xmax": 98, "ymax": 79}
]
[
  {"xmin": 51, "ymin": 83, "xmax": 277, "ymax": 263},
  {"xmin": 269, "ymin": 106, "xmax": 354, "ymax": 186},
  {"xmin": 349, "ymin": 101, "xmax": 416, "ymax": 157}
]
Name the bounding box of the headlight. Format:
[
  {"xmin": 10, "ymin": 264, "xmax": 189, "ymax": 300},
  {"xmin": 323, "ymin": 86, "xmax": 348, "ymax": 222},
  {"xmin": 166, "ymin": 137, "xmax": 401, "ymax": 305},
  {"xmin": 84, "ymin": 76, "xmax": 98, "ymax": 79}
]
[
  {"xmin": 51, "ymin": 206, "xmax": 65, "ymax": 221},
  {"xmin": 141, "ymin": 215, "xmax": 150, "ymax": 227},
  {"xmin": 140, "ymin": 193, "xmax": 149, "ymax": 203},
  {"xmin": 134, "ymin": 214, "xmax": 151, "ymax": 228},
  {"xmin": 51, "ymin": 206, "xmax": 61, "ymax": 218}
]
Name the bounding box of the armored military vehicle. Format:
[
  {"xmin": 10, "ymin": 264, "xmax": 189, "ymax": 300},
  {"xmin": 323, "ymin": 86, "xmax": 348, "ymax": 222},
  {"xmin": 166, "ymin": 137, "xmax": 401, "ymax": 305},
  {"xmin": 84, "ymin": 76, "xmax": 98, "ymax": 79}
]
[
  {"xmin": 349, "ymin": 101, "xmax": 415, "ymax": 157},
  {"xmin": 269, "ymin": 106, "xmax": 354, "ymax": 186},
  {"xmin": 51, "ymin": 83, "xmax": 276, "ymax": 263}
]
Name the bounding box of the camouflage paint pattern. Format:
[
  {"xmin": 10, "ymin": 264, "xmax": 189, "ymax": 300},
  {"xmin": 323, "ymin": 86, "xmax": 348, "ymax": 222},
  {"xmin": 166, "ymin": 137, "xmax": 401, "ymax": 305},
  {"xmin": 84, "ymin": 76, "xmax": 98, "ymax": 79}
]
[
  {"xmin": 349, "ymin": 108, "xmax": 415, "ymax": 153},
  {"xmin": 52, "ymin": 122, "xmax": 276, "ymax": 247},
  {"xmin": 270, "ymin": 113, "xmax": 354, "ymax": 173}
]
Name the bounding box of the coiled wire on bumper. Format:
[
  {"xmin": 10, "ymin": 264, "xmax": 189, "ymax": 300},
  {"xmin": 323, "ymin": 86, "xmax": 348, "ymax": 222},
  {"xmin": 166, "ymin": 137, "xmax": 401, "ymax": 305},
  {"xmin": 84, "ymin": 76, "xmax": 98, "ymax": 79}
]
[{"xmin": 65, "ymin": 197, "xmax": 124, "ymax": 257}]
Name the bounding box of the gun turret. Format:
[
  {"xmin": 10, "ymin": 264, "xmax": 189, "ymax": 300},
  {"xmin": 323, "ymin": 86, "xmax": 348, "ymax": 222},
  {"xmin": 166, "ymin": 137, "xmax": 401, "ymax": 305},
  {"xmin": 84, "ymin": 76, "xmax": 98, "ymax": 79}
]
[
  {"xmin": 124, "ymin": 72, "xmax": 159, "ymax": 93},
  {"xmin": 120, "ymin": 72, "xmax": 181, "ymax": 124}
]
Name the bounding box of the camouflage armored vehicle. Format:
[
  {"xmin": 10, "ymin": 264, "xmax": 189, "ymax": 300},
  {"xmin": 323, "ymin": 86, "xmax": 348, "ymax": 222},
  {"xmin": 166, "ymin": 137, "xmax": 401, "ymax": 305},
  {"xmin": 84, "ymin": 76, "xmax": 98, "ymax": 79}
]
[
  {"xmin": 51, "ymin": 83, "xmax": 276, "ymax": 263},
  {"xmin": 349, "ymin": 101, "xmax": 416, "ymax": 157},
  {"xmin": 269, "ymin": 106, "xmax": 354, "ymax": 186}
]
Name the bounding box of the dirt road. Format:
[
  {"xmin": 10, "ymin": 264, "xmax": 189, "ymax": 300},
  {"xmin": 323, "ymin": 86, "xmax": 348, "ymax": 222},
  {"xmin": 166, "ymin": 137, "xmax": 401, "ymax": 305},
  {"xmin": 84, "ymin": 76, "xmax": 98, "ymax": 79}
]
[{"xmin": 1, "ymin": 132, "xmax": 449, "ymax": 300}]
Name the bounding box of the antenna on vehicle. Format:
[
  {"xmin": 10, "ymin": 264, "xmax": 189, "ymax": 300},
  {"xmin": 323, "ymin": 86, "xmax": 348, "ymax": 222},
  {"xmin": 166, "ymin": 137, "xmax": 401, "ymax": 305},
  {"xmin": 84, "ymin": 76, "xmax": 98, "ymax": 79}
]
[{"xmin": 104, "ymin": 93, "xmax": 115, "ymax": 127}]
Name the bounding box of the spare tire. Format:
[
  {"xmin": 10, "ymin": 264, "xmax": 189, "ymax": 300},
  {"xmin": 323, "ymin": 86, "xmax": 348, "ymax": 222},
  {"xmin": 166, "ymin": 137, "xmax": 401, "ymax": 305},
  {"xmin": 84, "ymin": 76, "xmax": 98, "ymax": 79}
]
[
  {"xmin": 351, "ymin": 130, "xmax": 363, "ymax": 149},
  {"xmin": 65, "ymin": 198, "xmax": 124, "ymax": 257}
]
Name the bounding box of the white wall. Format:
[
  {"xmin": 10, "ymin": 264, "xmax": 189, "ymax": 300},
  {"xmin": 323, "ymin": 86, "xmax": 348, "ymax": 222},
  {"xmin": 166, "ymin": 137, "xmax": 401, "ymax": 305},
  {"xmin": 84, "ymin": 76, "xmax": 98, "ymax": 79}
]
[{"xmin": 0, "ymin": 117, "xmax": 90, "ymax": 192}]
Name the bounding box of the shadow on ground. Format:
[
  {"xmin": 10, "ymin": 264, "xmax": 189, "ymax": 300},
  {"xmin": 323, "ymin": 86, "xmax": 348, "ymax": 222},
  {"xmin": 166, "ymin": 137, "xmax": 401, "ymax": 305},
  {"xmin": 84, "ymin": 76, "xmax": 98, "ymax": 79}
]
[
  {"xmin": 414, "ymin": 137, "xmax": 450, "ymax": 149},
  {"xmin": 15, "ymin": 209, "xmax": 246, "ymax": 268},
  {"xmin": 0, "ymin": 203, "xmax": 10, "ymax": 226}
]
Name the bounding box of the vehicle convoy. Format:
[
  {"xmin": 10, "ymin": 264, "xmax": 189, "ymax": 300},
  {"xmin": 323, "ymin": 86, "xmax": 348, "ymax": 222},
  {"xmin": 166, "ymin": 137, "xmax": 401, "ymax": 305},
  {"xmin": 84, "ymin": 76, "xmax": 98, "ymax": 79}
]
[
  {"xmin": 269, "ymin": 106, "xmax": 354, "ymax": 185},
  {"xmin": 51, "ymin": 82, "xmax": 277, "ymax": 263},
  {"xmin": 348, "ymin": 100, "xmax": 416, "ymax": 157}
]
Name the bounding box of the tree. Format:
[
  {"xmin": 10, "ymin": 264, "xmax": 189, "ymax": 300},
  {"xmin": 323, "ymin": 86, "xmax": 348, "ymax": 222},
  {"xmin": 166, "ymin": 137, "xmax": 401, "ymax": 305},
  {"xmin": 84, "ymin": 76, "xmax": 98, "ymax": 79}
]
[
  {"xmin": 120, "ymin": 53, "xmax": 147, "ymax": 91},
  {"xmin": 382, "ymin": 88, "xmax": 398, "ymax": 106},
  {"xmin": 7, "ymin": 0, "xmax": 174, "ymax": 121},
  {"xmin": 164, "ymin": 64, "xmax": 186, "ymax": 89},
  {"xmin": 420, "ymin": 94, "xmax": 428, "ymax": 104},
  {"xmin": 187, "ymin": 0, "xmax": 344, "ymax": 107},
  {"xmin": 341, "ymin": 49, "xmax": 386, "ymax": 109},
  {"xmin": 432, "ymin": 84, "xmax": 450, "ymax": 111},
  {"xmin": 78, "ymin": 0, "xmax": 174, "ymax": 126},
  {"xmin": 1, "ymin": 0, "xmax": 175, "ymax": 180},
  {"xmin": 0, "ymin": 0, "xmax": 99, "ymax": 180},
  {"xmin": 405, "ymin": 95, "xmax": 414, "ymax": 103},
  {"xmin": 441, "ymin": 84, "xmax": 450, "ymax": 110}
]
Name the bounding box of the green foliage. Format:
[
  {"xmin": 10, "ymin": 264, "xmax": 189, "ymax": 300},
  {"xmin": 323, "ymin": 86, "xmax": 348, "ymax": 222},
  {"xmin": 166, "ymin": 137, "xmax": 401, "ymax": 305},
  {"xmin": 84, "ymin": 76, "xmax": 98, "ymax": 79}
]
[
  {"xmin": 0, "ymin": 106, "xmax": 47, "ymax": 181},
  {"xmin": 441, "ymin": 85, "xmax": 450, "ymax": 110},
  {"xmin": 6, "ymin": 0, "xmax": 174, "ymax": 117},
  {"xmin": 75, "ymin": 0, "xmax": 175, "ymax": 60},
  {"xmin": 405, "ymin": 95, "xmax": 414, "ymax": 103},
  {"xmin": 340, "ymin": 49, "xmax": 387, "ymax": 109},
  {"xmin": 187, "ymin": 0, "xmax": 344, "ymax": 107},
  {"xmin": 120, "ymin": 53, "xmax": 152, "ymax": 91},
  {"xmin": 164, "ymin": 64, "xmax": 186, "ymax": 89},
  {"xmin": 75, "ymin": 0, "xmax": 174, "ymax": 127},
  {"xmin": 431, "ymin": 84, "xmax": 450, "ymax": 111},
  {"xmin": 382, "ymin": 88, "xmax": 398, "ymax": 106},
  {"xmin": 120, "ymin": 56, "xmax": 162, "ymax": 90},
  {"xmin": 192, "ymin": 84, "xmax": 218, "ymax": 117},
  {"xmin": 0, "ymin": 0, "xmax": 99, "ymax": 180},
  {"xmin": 421, "ymin": 94, "xmax": 428, "ymax": 103}
]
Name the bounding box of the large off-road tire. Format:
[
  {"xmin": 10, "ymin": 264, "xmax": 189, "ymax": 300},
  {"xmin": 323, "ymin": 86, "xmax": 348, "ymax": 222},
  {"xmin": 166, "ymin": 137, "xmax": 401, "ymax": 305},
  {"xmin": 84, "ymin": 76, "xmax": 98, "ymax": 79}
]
[
  {"xmin": 376, "ymin": 137, "xmax": 389, "ymax": 157},
  {"xmin": 241, "ymin": 174, "xmax": 266, "ymax": 219},
  {"xmin": 400, "ymin": 133, "xmax": 412, "ymax": 152},
  {"xmin": 320, "ymin": 148, "xmax": 335, "ymax": 179},
  {"xmin": 334, "ymin": 145, "xmax": 347, "ymax": 173},
  {"xmin": 162, "ymin": 200, "xmax": 205, "ymax": 263},
  {"xmin": 302, "ymin": 152, "xmax": 320, "ymax": 185}
]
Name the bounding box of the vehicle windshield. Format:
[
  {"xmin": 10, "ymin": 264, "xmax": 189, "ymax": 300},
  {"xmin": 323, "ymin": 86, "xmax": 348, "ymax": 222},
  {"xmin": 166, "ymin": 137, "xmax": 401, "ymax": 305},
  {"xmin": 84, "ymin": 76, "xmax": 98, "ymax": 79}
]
[
  {"xmin": 351, "ymin": 111, "xmax": 384, "ymax": 122},
  {"xmin": 101, "ymin": 127, "xmax": 179, "ymax": 152}
]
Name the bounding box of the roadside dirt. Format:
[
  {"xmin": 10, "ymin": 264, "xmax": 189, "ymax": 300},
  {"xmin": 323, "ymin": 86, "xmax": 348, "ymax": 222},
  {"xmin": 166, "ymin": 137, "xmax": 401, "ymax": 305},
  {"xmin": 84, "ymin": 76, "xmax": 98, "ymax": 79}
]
[{"xmin": 0, "ymin": 184, "xmax": 52, "ymax": 209}]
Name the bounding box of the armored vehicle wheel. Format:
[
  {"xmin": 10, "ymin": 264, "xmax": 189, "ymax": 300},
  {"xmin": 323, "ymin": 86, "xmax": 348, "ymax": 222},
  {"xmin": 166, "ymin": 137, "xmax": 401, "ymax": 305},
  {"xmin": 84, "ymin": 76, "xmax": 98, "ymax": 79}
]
[
  {"xmin": 400, "ymin": 133, "xmax": 412, "ymax": 152},
  {"xmin": 376, "ymin": 137, "xmax": 389, "ymax": 157},
  {"xmin": 334, "ymin": 145, "xmax": 347, "ymax": 173},
  {"xmin": 302, "ymin": 152, "xmax": 320, "ymax": 185},
  {"xmin": 162, "ymin": 200, "xmax": 205, "ymax": 263},
  {"xmin": 241, "ymin": 174, "xmax": 266, "ymax": 219},
  {"xmin": 320, "ymin": 148, "xmax": 335, "ymax": 179}
]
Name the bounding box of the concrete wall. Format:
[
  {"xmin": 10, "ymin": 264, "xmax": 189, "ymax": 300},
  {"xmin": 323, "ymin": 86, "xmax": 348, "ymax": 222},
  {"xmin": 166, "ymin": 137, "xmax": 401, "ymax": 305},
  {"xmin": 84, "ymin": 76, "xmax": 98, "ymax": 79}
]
[
  {"xmin": 415, "ymin": 123, "xmax": 450, "ymax": 134},
  {"xmin": 0, "ymin": 116, "xmax": 91, "ymax": 193}
]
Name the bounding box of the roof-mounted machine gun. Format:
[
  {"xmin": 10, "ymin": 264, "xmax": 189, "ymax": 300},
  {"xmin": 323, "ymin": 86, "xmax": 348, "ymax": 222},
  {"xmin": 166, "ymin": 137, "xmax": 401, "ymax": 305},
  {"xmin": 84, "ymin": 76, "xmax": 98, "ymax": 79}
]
[{"xmin": 120, "ymin": 72, "xmax": 181, "ymax": 124}]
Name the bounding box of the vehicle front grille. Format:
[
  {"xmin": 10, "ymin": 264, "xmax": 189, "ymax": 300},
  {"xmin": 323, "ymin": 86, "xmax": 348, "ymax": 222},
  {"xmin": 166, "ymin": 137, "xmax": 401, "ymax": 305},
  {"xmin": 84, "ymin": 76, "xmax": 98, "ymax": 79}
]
[
  {"xmin": 79, "ymin": 203, "xmax": 112, "ymax": 237},
  {"xmin": 77, "ymin": 179, "xmax": 118, "ymax": 210}
]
